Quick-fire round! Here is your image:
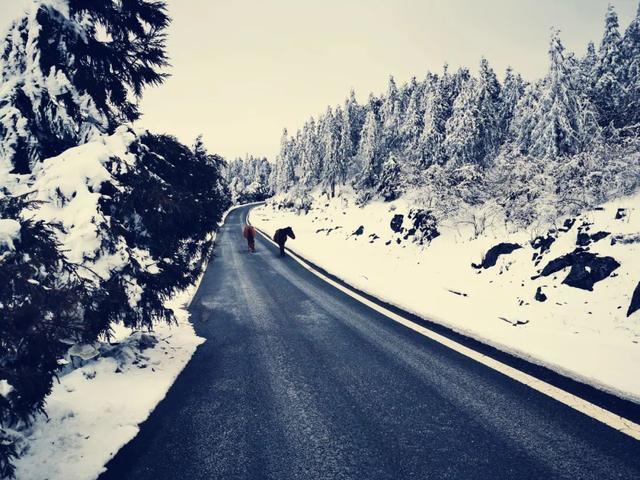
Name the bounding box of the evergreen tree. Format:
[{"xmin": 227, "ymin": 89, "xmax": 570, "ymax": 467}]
[
  {"xmin": 419, "ymin": 68, "xmax": 452, "ymax": 168},
  {"xmin": 500, "ymin": 67, "xmax": 526, "ymax": 135},
  {"xmin": 299, "ymin": 119, "xmax": 322, "ymax": 188},
  {"xmin": 275, "ymin": 128, "xmax": 296, "ymax": 192},
  {"xmin": 400, "ymin": 78, "xmax": 425, "ymax": 165},
  {"xmin": 444, "ymin": 58, "xmax": 503, "ymax": 167},
  {"xmin": 580, "ymin": 41, "xmax": 597, "ymax": 93},
  {"xmin": 622, "ymin": 4, "xmax": 640, "ymax": 127},
  {"xmin": 378, "ymin": 153, "xmax": 402, "ymax": 201},
  {"xmin": 0, "ymin": 0, "xmax": 170, "ymax": 173},
  {"xmin": 380, "ymin": 76, "xmax": 402, "ymax": 153},
  {"xmin": 320, "ymin": 107, "xmax": 342, "ymax": 197},
  {"xmin": 337, "ymin": 105, "xmax": 355, "ymax": 178},
  {"xmin": 593, "ymin": 4, "xmax": 626, "ymax": 128},
  {"xmin": 355, "ymin": 109, "xmax": 383, "ymax": 193},
  {"xmin": 514, "ymin": 31, "xmax": 600, "ymax": 159}
]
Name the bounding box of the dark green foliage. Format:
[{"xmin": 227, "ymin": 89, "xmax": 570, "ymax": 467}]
[
  {"xmin": 0, "ymin": 198, "xmax": 89, "ymax": 480},
  {"xmin": 0, "ymin": 133, "xmax": 231, "ymax": 477},
  {"xmin": 101, "ymin": 133, "xmax": 231, "ymax": 330}
]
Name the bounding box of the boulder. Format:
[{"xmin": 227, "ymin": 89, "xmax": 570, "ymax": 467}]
[
  {"xmin": 611, "ymin": 233, "xmax": 640, "ymax": 245},
  {"xmin": 535, "ymin": 287, "xmax": 547, "ymax": 302},
  {"xmin": 559, "ymin": 218, "xmax": 576, "ymax": 232},
  {"xmin": 531, "ymin": 234, "xmax": 555, "ymax": 255},
  {"xmin": 352, "ymin": 225, "xmax": 364, "ymax": 236},
  {"xmin": 390, "ymin": 214, "xmax": 404, "ymax": 233},
  {"xmin": 539, "ymin": 249, "xmax": 620, "ymax": 291},
  {"xmin": 615, "ymin": 208, "xmax": 627, "ymax": 220},
  {"xmin": 576, "ymin": 230, "xmax": 610, "ymax": 247},
  {"xmin": 628, "ymin": 282, "xmax": 640, "ymax": 317},
  {"xmin": 472, "ymin": 243, "xmax": 522, "ymax": 269}
]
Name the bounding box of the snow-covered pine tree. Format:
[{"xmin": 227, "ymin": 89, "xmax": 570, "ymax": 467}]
[
  {"xmin": 346, "ymin": 90, "xmax": 364, "ymax": 152},
  {"xmin": 378, "ymin": 152, "xmax": 402, "ymax": 201},
  {"xmin": 298, "ymin": 119, "xmax": 321, "ymax": 189},
  {"xmin": 355, "ymin": 109, "xmax": 383, "ymax": 196},
  {"xmin": 622, "ymin": 3, "xmax": 640, "ymax": 127},
  {"xmin": 593, "ymin": 4, "xmax": 626, "ymax": 129},
  {"xmin": 444, "ymin": 58, "xmax": 503, "ymax": 167},
  {"xmin": 400, "ymin": 77, "xmax": 425, "ymax": 169},
  {"xmin": 337, "ymin": 105, "xmax": 355, "ymax": 179},
  {"xmin": 499, "ymin": 67, "xmax": 526, "ymax": 136},
  {"xmin": 419, "ymin": 68, "xmax": 452, "ymax": 169},
  {"xmin": 320, "ymin": 107, "xmax": 342, "ymax": 197},
  {"xmin": 514, "ymin": 30, "xmax": 601, "ymax": 159},
  {"xmin": 0, "ymin": 0, "xmax": 170, "ymax": 174},
  {"xmin": 380, "ymin": 76, "xmax": 402, "ymax": 154},
  {"xmin": 580, "ymin": 42, "xmax": 597, "ymax": 94},
  {"xmin": 274, "ymin": 128, "xmax": 296, "ymax": 192},
  {"xmin": 0, "ymin": 196, "xmax": 90, "ymax": 480}
]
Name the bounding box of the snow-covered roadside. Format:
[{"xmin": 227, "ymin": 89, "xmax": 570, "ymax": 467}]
[
  {"xmin": 12, "ymin": 284, "xmax": 205, "ymax": 480},
  {"xmin": 251, "ymin": 192, "xmax": 640, "ymax": 403}
]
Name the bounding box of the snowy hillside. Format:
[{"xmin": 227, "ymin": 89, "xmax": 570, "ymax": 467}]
[
  {"xmin": 253, "ymin": 2, "xmax": 640, "ymax": 402},
  {"xmin": 252, "ymin": 191, "xmax": 640, "ymax": 401}
]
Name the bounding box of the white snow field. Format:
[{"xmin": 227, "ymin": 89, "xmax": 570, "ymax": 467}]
[
  {"xmin": 12, "ymin": 285, "xmax": 205, "ymax": 480},
  {"xmin": 251, "ymin": 191, "xmax": 640, "ymax": 402}
]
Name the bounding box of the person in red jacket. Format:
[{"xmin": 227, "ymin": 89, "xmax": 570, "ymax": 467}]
[{"xmin": 243, "ymin": 223, "xmax": 257, "ymax": 253}]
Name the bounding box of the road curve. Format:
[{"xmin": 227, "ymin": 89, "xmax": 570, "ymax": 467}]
[{"xmin": 99, "ymin": 205, "xmax": 640, "ymax": 480}]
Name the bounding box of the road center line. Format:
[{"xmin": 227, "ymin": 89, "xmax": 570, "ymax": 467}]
[{"xmin": 246, "ymin": 208, "xmax": 640, "ymax": 441}]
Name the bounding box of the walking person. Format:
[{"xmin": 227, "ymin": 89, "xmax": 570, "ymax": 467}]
[
  {"xmin": 273, "ymin": 227, "xmax": 295, "ymax": 257},
  {"xmin": 243, "ymin": 223, "xmax": 257, "ymax": 253}
]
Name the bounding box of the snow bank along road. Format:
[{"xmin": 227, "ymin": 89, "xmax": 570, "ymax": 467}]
[{"xmin": 100, "ymin": 205, "xmax": 640, "ymax": 480}]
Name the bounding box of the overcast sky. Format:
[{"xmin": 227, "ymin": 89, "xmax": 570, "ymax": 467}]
[{"xmin": 1, "ymin": 0, "xmax": 639, "ymax": 160}]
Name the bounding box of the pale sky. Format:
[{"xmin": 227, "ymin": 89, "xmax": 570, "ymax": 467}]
[{"xmin": 1, "ymin": 0, "xmax": 639, "ymax": 160}]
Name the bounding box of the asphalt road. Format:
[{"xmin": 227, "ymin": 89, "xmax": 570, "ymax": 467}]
[{"xmin": 100, "ymin": 205, "xmax": 640, "ymax": 480}]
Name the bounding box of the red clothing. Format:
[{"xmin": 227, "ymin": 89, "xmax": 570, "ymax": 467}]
[{"xmin": 243, "ymin": 225, "xmax": 256, "ymax": 239}]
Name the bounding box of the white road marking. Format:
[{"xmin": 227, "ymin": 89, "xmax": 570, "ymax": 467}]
[{"xmin": 246, "ymin": 208, "xmax": 640, "ymax": 442}]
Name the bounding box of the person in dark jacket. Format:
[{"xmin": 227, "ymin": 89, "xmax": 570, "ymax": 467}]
[
  {"xmin": 273, "ymin": 227, "xmax": 295, "ymax": 256},
  {"xmin": 243, "ymin": 223, "xmax": 256, "ymax": 252}
]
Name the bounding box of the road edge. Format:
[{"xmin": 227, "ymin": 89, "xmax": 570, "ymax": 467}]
[{"xmin": 247, "ymin": 205, "xmax": 640, "ymax": 442}]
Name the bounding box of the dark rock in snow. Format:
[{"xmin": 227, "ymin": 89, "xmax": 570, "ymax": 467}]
[
  {"xmin": 559, "ymin": 218, "xmax": 576, "ymax": 232},
  {"xmin": 611, "ymin": 233, "xmax": 640, "ymax": 245},
  {"xmin": 628, "ymin": 282, "xmax": 640, "ymax": 317},
  {"xmin": 390, "ymin": 214, "xmax": 404, "ymax": 233},
  {"xmin": 531, "ymin": 234, "xmax": 556, "ymax": 255},
  {"xmin": 472, "ymin": 243, "xmax": 522, "ymax": 269},
  {"xmin": 535, "ymin": 287, "xmax": 547, "ymax": 302},
  {"xmin": 404, "ymin": 228, "xmax": 417, "ymax": 240},
  {"xmin": 615, "ymin": 208, "xmax": 627, "ymax": 220},
  {"xmin": 576, "ymin": 231, "xmax": 610, "ymax": 247},
  {"xmin": 538, "ymin": 249, "xmax": 620, "ymax": 291},
  {"xmin": 352, "ymin": 225, "xmax": 364, "ymax": 236}
]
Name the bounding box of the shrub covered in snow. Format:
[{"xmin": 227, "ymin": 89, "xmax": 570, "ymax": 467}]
[
  {"xmin": 0, "ymin": 1, "xmax": 231, "ymax": 476},
  {"xmin": 0, "ymin": 196, "xmax": 90, "ymax": 479},
  {"xmin": 0, "ymin": 127, "xmax": 230, "ymax": 477}
]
